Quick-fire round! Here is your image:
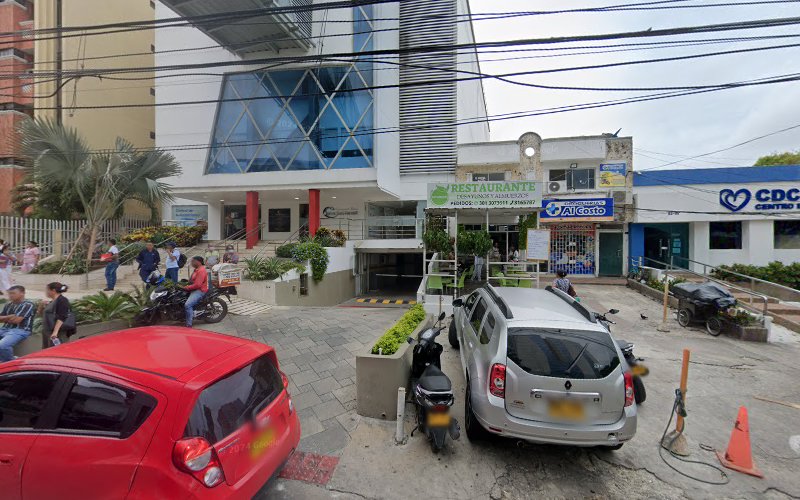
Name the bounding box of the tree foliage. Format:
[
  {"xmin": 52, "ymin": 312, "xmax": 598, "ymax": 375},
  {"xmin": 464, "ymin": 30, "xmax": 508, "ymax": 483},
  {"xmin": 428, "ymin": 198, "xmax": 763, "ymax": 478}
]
[
  {"xmin": 753, "ymin": 150, "xmax": 800, "ymax": 167},
  {"xmin": 18, "ymin": 118, "xmax": 180, "ymax": 268}
]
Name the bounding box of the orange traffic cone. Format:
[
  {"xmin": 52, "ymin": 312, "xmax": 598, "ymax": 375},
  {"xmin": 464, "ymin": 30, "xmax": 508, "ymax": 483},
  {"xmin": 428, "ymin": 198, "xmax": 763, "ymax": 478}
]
[{"xmin": 716, "ymin": 406, "xmax": 763, "ymax": 478}]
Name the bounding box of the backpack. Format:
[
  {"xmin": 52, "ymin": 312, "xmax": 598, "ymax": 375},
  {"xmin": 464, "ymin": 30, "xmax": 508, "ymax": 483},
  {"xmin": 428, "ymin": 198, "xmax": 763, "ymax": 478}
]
[{"xmin": 177, "ymin": 253, "xmax": 188, "ymax": 269}]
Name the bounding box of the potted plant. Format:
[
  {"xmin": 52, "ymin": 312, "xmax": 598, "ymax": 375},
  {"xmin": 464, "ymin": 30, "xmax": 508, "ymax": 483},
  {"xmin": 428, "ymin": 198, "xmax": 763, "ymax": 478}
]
[{"xmin": 356, "ymin": 305, "xmax": 431, "ymax": 420}]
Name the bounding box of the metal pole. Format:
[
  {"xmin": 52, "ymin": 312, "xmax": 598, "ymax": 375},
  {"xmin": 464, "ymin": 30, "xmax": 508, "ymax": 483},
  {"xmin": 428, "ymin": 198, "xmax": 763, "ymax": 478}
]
[
  {"xmin": 676, "ymin": 349, "xmax": 690, "ymax": 433},
  {"xmin": 453, "ymin": 211, "xmax": 458, "ymax": 300},
  {"xmin": 657, "ymin": 267, "xmax": 671, "ymax": 332},
  {"xmin": 485, "ymin": 209, "xmax": 490, "ymax": 282},
  {"xmin": 395, "ymin": 387, "xmax": 406, "ymax": 444}
]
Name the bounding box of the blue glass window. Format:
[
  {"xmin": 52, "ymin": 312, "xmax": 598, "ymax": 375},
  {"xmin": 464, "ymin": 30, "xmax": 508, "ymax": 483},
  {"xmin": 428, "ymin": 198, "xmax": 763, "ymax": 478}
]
[{"xmin": 205, "ymin": 6, "xmax": 374, "ymax": 173}]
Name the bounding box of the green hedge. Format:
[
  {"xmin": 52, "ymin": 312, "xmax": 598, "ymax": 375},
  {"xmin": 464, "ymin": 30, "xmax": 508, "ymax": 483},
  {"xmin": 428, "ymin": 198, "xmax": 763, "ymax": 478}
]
[
  {"xmin": 712, "ymin": 262, "xmax": 800, "ymax": 291},
  {"xmin": 371, "ymin": 305, "xmax": 427, "ymax": 355}
]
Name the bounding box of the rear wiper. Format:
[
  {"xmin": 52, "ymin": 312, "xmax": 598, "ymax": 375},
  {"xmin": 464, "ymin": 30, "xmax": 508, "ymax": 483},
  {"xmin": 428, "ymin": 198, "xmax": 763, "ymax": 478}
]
[{"xmin": 564, "ymin": 343, "xmax": 590, "ymax": 375}]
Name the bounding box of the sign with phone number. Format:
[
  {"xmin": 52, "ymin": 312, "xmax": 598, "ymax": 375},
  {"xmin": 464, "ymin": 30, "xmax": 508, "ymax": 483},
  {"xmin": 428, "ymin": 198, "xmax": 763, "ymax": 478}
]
[{"xmin": 427, "ymin": 182, "xmax": 541, "ymax": 209}]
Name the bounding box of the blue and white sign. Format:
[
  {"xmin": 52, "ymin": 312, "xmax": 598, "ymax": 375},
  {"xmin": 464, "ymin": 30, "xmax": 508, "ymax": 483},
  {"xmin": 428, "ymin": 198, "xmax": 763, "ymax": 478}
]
[
  {"xmin": 719, "ymin": 187, "xmax": 800, "ymax": 212},
  {"xmin": 541, "ymin": 198, "xmax": 615, "ymax": 222}
]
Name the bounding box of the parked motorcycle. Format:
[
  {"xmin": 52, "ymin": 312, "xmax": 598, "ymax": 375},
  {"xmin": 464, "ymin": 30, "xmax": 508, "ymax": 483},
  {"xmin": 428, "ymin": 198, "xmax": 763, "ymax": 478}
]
[
  {"xmin": 134, "ymin": 280, "xmax": 233, "ymax": 326},
  {"xmin": 595, "ymin": 309, "xmax": 648, "ymax": 404},
  {"xmin": 408, "ymin": 312, "xmax": 461, "ymax": 453}
]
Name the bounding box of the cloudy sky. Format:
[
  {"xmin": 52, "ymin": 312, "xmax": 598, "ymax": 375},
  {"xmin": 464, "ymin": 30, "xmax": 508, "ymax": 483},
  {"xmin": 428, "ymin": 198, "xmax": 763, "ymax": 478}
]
[{"xmin": 468, "ymin": 0, "xmax": 800, "ymax": 170}]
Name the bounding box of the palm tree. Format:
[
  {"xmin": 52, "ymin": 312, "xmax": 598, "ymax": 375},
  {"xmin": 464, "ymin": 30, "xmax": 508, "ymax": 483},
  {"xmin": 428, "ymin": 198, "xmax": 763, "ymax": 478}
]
[{"xmin": 18, "ymin": 118, "xmax": 181, "ymax": 269}]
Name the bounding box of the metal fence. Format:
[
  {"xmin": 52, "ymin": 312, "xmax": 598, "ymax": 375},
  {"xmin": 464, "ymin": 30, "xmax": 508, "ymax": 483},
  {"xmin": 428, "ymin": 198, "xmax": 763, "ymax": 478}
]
[{"xmin": 0, "ymin": 216, "xmax": 150, "ymax": 257}]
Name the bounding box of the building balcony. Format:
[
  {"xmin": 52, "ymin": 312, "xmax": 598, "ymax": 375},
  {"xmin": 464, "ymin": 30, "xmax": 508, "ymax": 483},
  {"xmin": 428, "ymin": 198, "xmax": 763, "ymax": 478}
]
[{"xmin": 159, "ymin": 0, "xmax": 314, "ymax": 55}]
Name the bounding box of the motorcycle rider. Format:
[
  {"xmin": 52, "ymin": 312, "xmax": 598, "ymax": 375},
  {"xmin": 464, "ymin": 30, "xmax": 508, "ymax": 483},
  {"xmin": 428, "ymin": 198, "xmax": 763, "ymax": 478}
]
[{"xmin": 181, "ymin": 256, "xmax": 208, "ymax": 328}]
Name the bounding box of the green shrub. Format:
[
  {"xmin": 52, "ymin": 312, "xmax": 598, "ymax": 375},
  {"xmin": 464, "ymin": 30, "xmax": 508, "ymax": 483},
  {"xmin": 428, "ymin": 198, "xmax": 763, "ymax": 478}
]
[
  {"xmin": 371, "ymin": 304, "xmax": 427, "ymax": 355},
  {"xmin": 312, "ymin": 227, "xmax": 346, "ymax": 247},
  {"xmin": 645, "ymin": 276, "xmax": 686, "ymax": 293},
  {"xmin": 121, "ymin": 225, "xmax": 206, "ymax": 247},
  {"xmin": 73, "ymin": 291, "xmax": 138, "ymax": 323},
  {"xmin": 291, "ymin": 242, "xmax": 330, "ymax": 282},
  {"xmin": 276, "ymin": 243, "xmax": 298, "ymax": 258},
  {"xmin": 243, "ymin": 257, "xmax": 305, "ymax": 281},
  {"xmin": 31, "ymin": 249, "xmax": 89, "ymax": 275},
  {"xmin": 712, "ymin": 262, "xmax": 800, "ymax": 290}
]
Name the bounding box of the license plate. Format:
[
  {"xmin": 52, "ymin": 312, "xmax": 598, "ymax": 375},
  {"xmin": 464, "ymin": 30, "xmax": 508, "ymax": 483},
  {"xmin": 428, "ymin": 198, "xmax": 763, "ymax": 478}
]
[
  {"xmin": 548, "ymin": 399, "xmax": 585, "ymax": 421},
  {"xmin": 249, "ymin": 428, "xmax": 276, "ymax": 460},
  {"xmin": 427, "ymin": 412, "xmax": 451, "ymax": 427}
]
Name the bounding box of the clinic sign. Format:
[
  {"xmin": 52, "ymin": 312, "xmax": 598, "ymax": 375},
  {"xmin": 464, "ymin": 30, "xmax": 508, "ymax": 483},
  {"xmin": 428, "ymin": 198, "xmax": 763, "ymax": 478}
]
[
  {"xmin": 719, "ymin": 187, "xmax": 800, "ymax": 212},
  {"xmin": 427, "ymin": 182, "xmax": 541, "ymax": 209},
  {"xmin": 540, "ymin": 198, "xmax": 615, "ymax": 222}
]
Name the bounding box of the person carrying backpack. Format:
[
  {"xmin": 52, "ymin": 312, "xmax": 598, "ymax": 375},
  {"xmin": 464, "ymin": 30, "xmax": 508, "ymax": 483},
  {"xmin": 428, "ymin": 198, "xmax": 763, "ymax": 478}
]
[{"xmin": 164, "ymin": 242, "xmax": 184, "ymax": 282}]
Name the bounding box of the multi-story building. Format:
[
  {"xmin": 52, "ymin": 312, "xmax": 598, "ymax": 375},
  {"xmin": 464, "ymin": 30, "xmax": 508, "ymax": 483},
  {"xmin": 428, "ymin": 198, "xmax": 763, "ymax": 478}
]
[
  {"xmin": 0, "ymin": 0, "xmax": 34, "ymax": 213},
  {"xmin": 29, "ymin": 0, "xmax": 157, "ymax": 217},
  {"xmin": 155, "ymin": 0, "xmax": 489, "ymax": 291},
  {"xmin": 456, "ymin": 132, "xmax": 635, "ymax": 277}
]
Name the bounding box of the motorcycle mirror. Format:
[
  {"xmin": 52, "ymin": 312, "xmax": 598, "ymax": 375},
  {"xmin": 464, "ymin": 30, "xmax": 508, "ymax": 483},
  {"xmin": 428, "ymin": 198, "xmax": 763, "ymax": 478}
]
[
  {"xmin": 452, "ymin": 298, "xmax": 464, "ymax": 308},
  {"xmin": 407, "ymin": 337, "xmax": 414, "ymax": 344},
  {"xmin": 609, "ymin": 309, "xmax": 619, "ymax": 315},
  {"xmin": 438, "ymin": 312, "xmax": 446, "ymax": 322}
]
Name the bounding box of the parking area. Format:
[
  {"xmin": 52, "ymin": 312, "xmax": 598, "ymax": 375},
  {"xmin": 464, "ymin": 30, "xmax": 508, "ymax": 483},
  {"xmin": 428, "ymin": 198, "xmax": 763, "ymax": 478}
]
[{"xmin": 204, "ymin": 285, "xmax": 800, "ymax": 499}]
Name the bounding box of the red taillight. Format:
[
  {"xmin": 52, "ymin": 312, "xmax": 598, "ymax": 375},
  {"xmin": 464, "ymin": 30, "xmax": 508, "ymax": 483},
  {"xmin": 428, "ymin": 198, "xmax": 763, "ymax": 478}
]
[
  {"xmin": 432, "ymin": 404, "xmax": 449, "ymax": 412},
  {"xmin": 623, "ymin": 372, "xmax": 634, "ymax": 407},
  {"xmin": 489, "ymin": 364, "xmax": 506, "ymax": 398},
  {"xmin": 172, "ymin": 437, "xmax": 224, "ymax": 488},
  {"xmin": 280, "ymin": 370, "xmax": 289, "ymax": 390}
]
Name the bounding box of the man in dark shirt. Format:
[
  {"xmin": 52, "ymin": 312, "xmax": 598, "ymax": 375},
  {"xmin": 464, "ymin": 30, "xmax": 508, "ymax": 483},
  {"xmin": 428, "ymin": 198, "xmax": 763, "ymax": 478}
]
[
  {"xmin": 135, "ymin": 241, "xmax": 161, "ymax": 283},
  {"xmin": 0, "ymin": 286, "xmax": 35, "ymax": 362}
]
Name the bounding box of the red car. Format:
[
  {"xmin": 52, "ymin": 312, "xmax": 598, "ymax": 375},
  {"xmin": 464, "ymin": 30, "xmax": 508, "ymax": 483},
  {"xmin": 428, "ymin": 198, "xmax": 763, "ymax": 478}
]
[{"xmin": 0, "ymin": 327, "xmax": 300, "ymax": 499}]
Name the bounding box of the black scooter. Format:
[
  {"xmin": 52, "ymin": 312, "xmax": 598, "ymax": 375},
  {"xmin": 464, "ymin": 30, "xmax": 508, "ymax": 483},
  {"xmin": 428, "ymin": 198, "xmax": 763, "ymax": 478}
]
[
  {"xmin": 595, "ymin": 309, "xmax": 648, "ymax": 404},
  {"xmin": 408, "ymin": 312, "xmax": 460, "ymax": 453}
]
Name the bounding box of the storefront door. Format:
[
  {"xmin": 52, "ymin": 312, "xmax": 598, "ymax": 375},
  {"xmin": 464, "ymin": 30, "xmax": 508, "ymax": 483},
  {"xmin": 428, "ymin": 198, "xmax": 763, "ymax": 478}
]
[
  {"xmin": 549, "ymin": 223, "xmax": 596, "ymax": 275},
  {"xmin": 643, "ymin": 223, "xmax": 689, "ymax": 268},
  {"xmin": 598, "ymin": 232, "xmax": 623, "ymax": 276}
]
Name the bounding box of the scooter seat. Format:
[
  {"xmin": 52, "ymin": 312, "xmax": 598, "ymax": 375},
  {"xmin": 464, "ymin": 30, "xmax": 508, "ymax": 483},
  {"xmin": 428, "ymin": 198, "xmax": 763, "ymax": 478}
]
[{"xmin": 418, "ymin": 365, "xmax": 452, "ymax": 393}]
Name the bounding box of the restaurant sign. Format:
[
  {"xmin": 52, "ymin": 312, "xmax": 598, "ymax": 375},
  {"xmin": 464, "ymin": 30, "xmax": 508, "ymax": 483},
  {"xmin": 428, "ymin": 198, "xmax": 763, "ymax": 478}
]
[{"xmin": 427, "ymin": 182, "xmax": 541, "ymax": 209}]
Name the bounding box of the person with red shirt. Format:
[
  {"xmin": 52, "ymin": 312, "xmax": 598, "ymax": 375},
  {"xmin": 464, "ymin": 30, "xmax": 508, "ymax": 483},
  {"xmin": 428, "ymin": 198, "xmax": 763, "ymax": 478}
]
[{"xmin": 181, "ymin": 256, "xmax": 208, "ymax": 328}]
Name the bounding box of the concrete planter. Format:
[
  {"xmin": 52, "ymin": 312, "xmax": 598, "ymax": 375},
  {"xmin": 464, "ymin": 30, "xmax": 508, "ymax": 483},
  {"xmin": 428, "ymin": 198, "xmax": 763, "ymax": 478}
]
[
  {"xmin": 721, "ymin": 322, "xmax": 769, "ymax": 343},
  {"xmin": 356, "ymin": 316, "xmax": 433, "ymax": 421},
  {"xmin": 627, "ymin": 279, "xmax": 679, "ymax": 308},
  {"xmin": 72, "ymin": 319, "xmax": 130, "ymax": 341}
]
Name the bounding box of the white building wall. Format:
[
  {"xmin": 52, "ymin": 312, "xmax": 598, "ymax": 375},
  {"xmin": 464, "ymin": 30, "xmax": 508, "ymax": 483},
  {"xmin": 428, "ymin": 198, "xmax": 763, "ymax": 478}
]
[{"xmin": 455, "ymin": 0, "xmax": 489, "ymax": 145}]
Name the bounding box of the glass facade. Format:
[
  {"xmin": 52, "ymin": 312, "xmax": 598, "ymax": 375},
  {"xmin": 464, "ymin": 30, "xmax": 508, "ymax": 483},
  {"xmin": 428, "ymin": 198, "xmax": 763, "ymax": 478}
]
[{"xmin": 206, "ymin": 6, "xmax": 374, "ymax": 173}]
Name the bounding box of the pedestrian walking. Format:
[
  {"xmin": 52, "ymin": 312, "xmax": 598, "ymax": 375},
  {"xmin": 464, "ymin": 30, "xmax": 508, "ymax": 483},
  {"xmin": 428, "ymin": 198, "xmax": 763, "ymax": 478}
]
[
  {"xmin": 21, "ymin": 241, "xmax": 41, "ymax": 273},
  {"xmin": 41, "ymin": 282, "xmax": 75, "ymax": 348},
  {"xmin": 135, "ymin": 241, "xmax": 161, "ymax": 284},
  {"xmin": 165, "ymin": 242, "xmax": 181, "ymax": 282},
  {"xmin": 0, "ymin": 246, "xmax": 18, "ymax": 295},
  {"xmin": 181, "ymin": 256, "xmax": 208, "ymax": 328},
  {"xmin": 0, "ymin": 286, "xmax": 35, "ymax": 362},
  {"xmin": 472, "ymin": 254, "xmax": 484, "ymax": 281},
  {"xmin": 103, "ymin": 238, "xmax": 120, "ymax": 291}
]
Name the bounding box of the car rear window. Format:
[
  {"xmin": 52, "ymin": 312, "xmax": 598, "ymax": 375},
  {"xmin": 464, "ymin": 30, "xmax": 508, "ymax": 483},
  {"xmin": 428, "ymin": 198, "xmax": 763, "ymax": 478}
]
[
  {"xmin": 184, "ymin": 354, "xmax": 283, "ymax": 443},
  {"xmin": 507, "ymin": 328, "xmax": 620, "ymax": 379}
]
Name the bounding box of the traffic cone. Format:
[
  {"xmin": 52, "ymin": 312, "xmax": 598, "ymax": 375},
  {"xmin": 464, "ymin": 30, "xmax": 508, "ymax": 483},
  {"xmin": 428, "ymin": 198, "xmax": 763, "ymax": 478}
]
[{"xmin": 716, "ymin": 406, "xmax": 764, "ymax": 478}]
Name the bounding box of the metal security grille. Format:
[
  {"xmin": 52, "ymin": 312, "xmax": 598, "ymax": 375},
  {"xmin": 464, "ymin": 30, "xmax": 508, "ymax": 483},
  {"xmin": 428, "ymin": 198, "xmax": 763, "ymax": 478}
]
[
  {"xmin": 398, "ymin": 0, "xmax": 458, "ymax": 175},
  {"xmin": 548, "ymin": 223, "xmax": 596, "ymax": 275}
]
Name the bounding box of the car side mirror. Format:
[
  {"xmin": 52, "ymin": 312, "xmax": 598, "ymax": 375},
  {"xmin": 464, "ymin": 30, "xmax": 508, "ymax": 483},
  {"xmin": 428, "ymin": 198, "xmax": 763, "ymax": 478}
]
[
  {"xmin": 438, "ymin": 312, "xmax": 446, "ymax": 322},
  {"xmin": 452, "ymin": 298, "xmax": 464, "ymax": 308},
  {"xmin": 609, "ymin": 309, "xmax": 619, "ymax": 315}
]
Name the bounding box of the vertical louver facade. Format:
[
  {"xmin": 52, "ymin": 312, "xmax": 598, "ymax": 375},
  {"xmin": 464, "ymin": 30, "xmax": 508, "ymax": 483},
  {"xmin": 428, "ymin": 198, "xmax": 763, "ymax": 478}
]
[{"xmin": 399, "ymin": 0, "xmax": 458, "ymax": 175}]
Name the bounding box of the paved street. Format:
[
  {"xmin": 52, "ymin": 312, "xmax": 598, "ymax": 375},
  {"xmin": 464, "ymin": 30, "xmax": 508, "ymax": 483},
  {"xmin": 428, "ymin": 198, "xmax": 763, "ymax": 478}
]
[{"xmin": 201, "ymin": 286, "xmax": 800, "ymax": 499}]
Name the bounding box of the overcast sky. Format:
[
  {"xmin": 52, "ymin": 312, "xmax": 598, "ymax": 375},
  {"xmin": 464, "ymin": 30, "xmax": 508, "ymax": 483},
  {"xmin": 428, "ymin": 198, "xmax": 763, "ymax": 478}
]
[{"xmin": 468, "ymin": 0, "xmax": 800, "ymax": 170}]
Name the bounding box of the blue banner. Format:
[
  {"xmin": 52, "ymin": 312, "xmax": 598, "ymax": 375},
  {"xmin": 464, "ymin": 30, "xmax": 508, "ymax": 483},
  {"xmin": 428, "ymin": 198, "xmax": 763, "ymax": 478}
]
[{"xmin": 541, "ymin": 198, "xmax": 615, "ymax": 222}]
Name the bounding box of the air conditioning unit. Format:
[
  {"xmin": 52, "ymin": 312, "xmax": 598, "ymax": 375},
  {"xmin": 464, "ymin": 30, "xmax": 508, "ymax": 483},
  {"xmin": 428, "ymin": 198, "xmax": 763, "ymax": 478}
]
[
  {"xmin": 547, "ymin": 180, "xmax": 567, "ymax": 193},
  {"xmin": 612, "ymin": 190, "xmax": 632, "ymax": 205}
]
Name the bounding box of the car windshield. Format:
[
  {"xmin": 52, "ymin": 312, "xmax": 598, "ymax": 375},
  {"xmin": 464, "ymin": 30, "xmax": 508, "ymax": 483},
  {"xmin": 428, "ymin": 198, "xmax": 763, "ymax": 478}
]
[
  {"xmin": 507, "ymin": 328, "xmax": 619, "ymax": 379},
  {"xmin": 183, "ymin": 354, "xmax": 283, "ymax": 443}
]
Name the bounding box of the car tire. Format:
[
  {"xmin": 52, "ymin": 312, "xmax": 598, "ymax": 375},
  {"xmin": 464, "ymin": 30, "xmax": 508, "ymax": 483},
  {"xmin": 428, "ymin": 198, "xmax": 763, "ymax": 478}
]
[
  {"xmin": 465, "ymin": 378, "xmax": 489, "ymax": 441},
  {"xmin": 448, "ymin": 320, "xmax": 459, "ymax": 349},
  {"xmin": 633, "ymin": 376, "xmax": 646, "ymax": 404}
]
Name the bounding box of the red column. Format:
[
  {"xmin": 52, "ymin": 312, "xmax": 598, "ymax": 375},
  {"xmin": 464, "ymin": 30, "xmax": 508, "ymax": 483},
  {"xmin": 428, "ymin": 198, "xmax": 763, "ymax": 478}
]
[
  {"xmin": 246, "ymin": 191, "xmax": 259, "ymax": 250},
  {"xmin": 309, "ymin": 189, "xmax": 321, "ymax": 237}
]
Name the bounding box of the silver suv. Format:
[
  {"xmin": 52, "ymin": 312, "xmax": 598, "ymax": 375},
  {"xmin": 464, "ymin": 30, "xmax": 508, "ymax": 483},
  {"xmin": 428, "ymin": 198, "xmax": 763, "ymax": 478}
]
[{"xmin": 449, "ymin": 285, "xmax": 637, "ymax": 449}]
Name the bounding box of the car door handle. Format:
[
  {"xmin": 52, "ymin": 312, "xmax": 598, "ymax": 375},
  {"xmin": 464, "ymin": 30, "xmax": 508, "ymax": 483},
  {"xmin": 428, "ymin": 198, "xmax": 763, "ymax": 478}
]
[{"xmin": 0, "ymin": 455, "xmax": 14, "ymax": 465}]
